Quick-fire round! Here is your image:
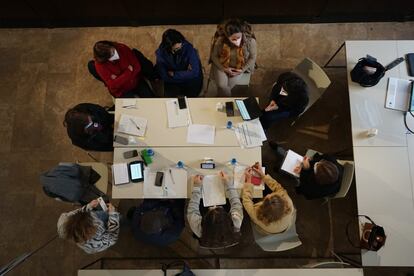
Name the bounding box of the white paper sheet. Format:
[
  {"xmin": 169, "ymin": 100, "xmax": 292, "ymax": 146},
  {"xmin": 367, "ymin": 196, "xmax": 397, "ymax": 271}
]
[
  {"xmin": 165, "ymin": 99, "xmax": 191, "ymax": 128},
  {"xmin": 187, "ymin": 124, "xmax": 215, "ymax": 145},
  {"xmin": 163, "ymin": 168, "xmax": 188, "ymax": 198},
  {"xmin": 234, "ymin": 119, "xmax": 266, "ymax": 148},
  {"xmin": 143, "ymin": 169, "xmax": 163, "ymax": 197},
  {"xmin": 117, "ymin": 114, "xmax": 147, "ymax": 137},
  {"xmin": 280, "ymin": 150, "xmax": 304, "ymax": 177},
  {"xmin": 233, "ymin": 165, "xmax": 265, "ymax": 190},
  {"xmin": 112, "ymin": 163, "xmax": 129, "ymax": 185},
  {"xmin": 202, "ymin": 175, "xmax": 226, "ymax": 207}
]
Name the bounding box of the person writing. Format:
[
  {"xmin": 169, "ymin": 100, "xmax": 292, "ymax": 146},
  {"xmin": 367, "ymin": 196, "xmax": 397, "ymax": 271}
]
[
  {"xmin": 187, "ymin": 171, "xmax": 243, "ymax": 248},
  {"xmin": 242, "ymin": 162, "xmax": 294, "ymax": 234},
  {"xmin": 294, "ymin": 153, "xmax": 343, "ymax": 199}
]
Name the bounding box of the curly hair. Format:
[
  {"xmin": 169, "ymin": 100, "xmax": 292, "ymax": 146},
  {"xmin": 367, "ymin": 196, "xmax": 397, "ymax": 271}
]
[
  {"xmin": 256, "ymin": 194, "xmax": 291, "ymax": 225},
  {"xmin": 63, "ymin": 211, "xmax": 97, "ymax": 244}
]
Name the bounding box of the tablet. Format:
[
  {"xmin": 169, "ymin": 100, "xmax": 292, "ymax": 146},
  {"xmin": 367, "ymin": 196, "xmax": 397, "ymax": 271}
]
[
  {"xmin": 235, "ymin": 99, "xmax": 251, "ymax": 120},
  {"xmin": 128, "ymin": 161, "xmax": 144, "ymax": 182}
]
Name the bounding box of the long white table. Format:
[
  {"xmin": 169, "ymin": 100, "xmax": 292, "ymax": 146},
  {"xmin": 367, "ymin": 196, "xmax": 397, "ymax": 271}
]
[{"xmin": 346, "ymin": 40, "xmax": 414, "ymax": 266}]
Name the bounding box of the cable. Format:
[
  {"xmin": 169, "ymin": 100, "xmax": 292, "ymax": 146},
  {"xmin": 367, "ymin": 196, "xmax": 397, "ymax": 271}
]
[{"xmin": 404, "ymin": 112, "xmax": 414, "ymax": 134}]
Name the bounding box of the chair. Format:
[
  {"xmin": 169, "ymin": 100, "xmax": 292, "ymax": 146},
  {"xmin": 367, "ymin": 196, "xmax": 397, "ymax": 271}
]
[
  {"xmin": 305, "ymin": 149, "xmax": 355, "ymax": 200},
  {"xmin": 251, "ymin": 209, "xmax": 302, "ymax": 252},
  {"xmin": 79, "ymin": 162, "xmax": 109, "ymax": 194},
  {"xmin": 291, "ymin": 58, "xmax": 331, "ymax": 123}
]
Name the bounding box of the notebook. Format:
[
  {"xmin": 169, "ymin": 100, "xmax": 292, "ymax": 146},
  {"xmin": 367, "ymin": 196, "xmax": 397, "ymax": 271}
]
[
  {"xmin": 117, "ymin": 114, "xmax": 147, "ymax": 136},
  {"xmin": 280, "ymin": 150, "xmax": 304, "ymax": 178},
  {"xmin": 112, "ymin": 163, "xmax": 129, "ymax": 185},
  {"xmin": 385, "ymin": 77, "xmax": 412, "ymax": 111},
  {"xmin": 202, "ymin": 175, "xmax": 226, "ymax": 207}
]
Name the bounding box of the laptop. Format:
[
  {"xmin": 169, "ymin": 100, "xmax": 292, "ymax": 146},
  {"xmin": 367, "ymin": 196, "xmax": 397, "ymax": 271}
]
[
  {"xmin": 385, "ymin": 77, "xmax": 413, "ymax": 112},
  {"xmin": 234, "ymin": 97, "xmax": 262, "ymax": 121}
]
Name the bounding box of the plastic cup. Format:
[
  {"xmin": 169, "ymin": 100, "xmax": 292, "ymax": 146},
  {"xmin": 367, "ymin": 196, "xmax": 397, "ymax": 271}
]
[
  {"xmin": 177, "ymin": 161, "xmax": 184, "ymax": 168},
  {"xmin": 226, "ymin": 121, "xmax": 233, "ymax": 129}
]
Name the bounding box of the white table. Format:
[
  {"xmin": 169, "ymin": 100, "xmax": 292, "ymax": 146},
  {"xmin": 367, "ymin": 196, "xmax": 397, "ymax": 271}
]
[
  {"xmin": 112, "ymin": 147, "xmax": 262, "ymax": 199},
  {"xmin": 113, "ymin": 98, "xmax": 245, "ymax": 147},
  {"xmin": 79, "ymin": 268, "xmax": 364, "ymax": 276},
  {"xmin": 346, "ymin": 40, "xmax": 414, "ymax": 266}
]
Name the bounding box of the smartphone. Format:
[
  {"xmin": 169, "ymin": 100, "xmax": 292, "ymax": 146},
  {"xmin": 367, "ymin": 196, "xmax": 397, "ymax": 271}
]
[
  {"xmin": 177, "ymin": 96, "xmax": 187, "ymax": 109},
  {"xmin": 155, "ymin": 171, "xmax": 164, "ymax": 186},
  {"xmin": 128, "ymin": 161, "xmax": 144, "ymax": 182},
  {"xmin": 225, "ymin": 101, "xmax": 234, "ymax": 117},
  {"xmin": 123, "ymin": 150, "xmax": 138, "ymax": 159},
  {"xmin": 409, "ymin": 82, "xmax": 414, "ymax": 112},
  {"xmin": 97, "ymin": 197, "xmax": 108, "ymax": 211},
  {"xmin": 114, "ymin": 135, "xmax": 129, "ymax": 145}
]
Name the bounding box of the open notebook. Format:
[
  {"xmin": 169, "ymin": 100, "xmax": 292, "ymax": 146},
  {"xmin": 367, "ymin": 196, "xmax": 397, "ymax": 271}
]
[{"xmin": 280, "ymin": 150, "xmax": 304, "ymax": 177}]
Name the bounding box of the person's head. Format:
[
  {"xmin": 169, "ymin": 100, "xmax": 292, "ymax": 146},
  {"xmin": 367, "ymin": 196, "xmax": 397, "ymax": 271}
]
[
  {"xmin": 200, "ymin": 206, "xmax": 237, "ymax": 248},
  {"xmin": 256, "ymin": 194, "xmax": 291, "ymax": 225},
  {"xmin": 282, "ymin": 75, "xmax": 307, "ymax": 95},
  {"xmin": 160, "ymin": 29, "xmax": 186, "ymax": 54},
  {"xmin": 93, "ymin": 40, "xmax": 117, "ymax": 63},
  {"xmin": 314, "ymin": 160, "xmax": 339, "ymax": 185},
  {"xmin": 222, "ymin": 18, "xmax": 245, "ymax": 47},
  {"xmin": 63, "ymin": 106, "xmax": 90, "ymax": 137},
  {"xmin": 62, "ymin": 211, "xmax": 96, "ymax": 244}
]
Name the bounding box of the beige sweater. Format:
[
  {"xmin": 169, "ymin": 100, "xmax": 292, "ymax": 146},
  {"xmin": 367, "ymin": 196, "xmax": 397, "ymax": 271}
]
[{"xmin": 242, "ymin": 175, "xmax": 294, "ymax": 234}]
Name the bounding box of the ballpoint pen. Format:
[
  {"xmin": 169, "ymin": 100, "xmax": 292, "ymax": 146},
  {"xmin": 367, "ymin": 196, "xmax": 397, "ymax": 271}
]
[
  {"xmin": 169, "ymin": 168, "xmax": 176, "ymax": 185},
  {"xmin": 129, "ymin": 118, "xmax": 140, "ymax": 130}
]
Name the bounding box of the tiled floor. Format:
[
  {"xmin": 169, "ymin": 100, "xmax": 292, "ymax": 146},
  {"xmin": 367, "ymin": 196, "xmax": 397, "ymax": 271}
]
[{"xmin": 1, "ymin": 22, "xmax": 414, "ymax": 276}]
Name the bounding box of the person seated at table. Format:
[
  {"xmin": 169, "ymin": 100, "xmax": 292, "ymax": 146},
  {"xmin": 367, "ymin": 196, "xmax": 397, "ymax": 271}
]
[
  {"xmin": 210, "ymin": 18, "xmax": 257, "ymax": 96},
  {"xmin": 294, "ymin": 153, "xmax": 343, "ymax": 200},
  {"xmin": 88, "ymin": 40, "xmax": 155, "ymax": 98},
  {"xmin": 155, "ymin": 29, "xmax": 203, "ymax": 97},
  {"xmin": 57, "ymin": 198, "xmax": 120, "ymax": 254},
  {"xmin": 260, "ymin": 72, "xmax": 309, "ymax": 129},
  {"xmin": 242, "ymin": 162, "xmax": 294, "ymax": 234},
  {"xmin": 128, "ymin": 199, "xmax": 185, "ymax": 247},
  {"xmin": 63, "ymin": 103, "xmax": 114, "ymax": 151},
  {"xmin": 187, "ymin": 171, "xmax": 243, "ymax": 248}
]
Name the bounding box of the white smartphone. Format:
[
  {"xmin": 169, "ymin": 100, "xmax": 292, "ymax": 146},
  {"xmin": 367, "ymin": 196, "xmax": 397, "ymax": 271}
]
[{"xmin": 97, "ymin": 197, "xmax": 108, "ymax": 212}]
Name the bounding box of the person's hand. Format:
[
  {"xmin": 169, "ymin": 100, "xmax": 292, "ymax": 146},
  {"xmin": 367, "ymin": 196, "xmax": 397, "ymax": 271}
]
[
  {"xmin": 244, "ymin": 168, "xmax": 253, "ymax": 183},
  {"xmin": 110, "ymin": 74, "xmax": 117, "ymax": 80},
  {"xmin": 302, "ymin": 156, "xmax": 311, "ymax": 169},
  {"xmin": 193, "ymin": 175, "xmax": 204, "ymax": 187},
  {"xmin": 168, "ymin": 71, "xmax": 174, "ymax": 77},
  {"xmin": 230, "ymin": 68, "xmax": 243, "ymax": 76},
  {"xmin": 88, "ymin": 199, "xmax": 99, "ymax": 208},
  {"xmin": 218, "ymin": 171, "xmax": 230, "ymax": 184},
  {"xmin": 223, "ymin": 67, "xmax": 233, "ymax": 76},
  {"xmin": 128, "ymin": 65, "xmax": 133, "ymax": 71},
  {"xmin": 293, "ymin": 165, "xmax": 302, "ymax": 175},
  {"xmin": 107, "ymin": 203, "xmax": 116, "ymax": 213},
  {"xmin": 251, "ymin": 162, "xmax": 265, "ymax": 179},
  {"xmin": 265, "ymin": 100, "xmax": 278, "ymax": 112}
]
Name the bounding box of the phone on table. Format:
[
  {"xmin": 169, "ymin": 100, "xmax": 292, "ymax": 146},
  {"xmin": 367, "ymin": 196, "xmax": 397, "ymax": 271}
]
[
  {"xmin": 123, "ymin": 150, "xmax": 138, "ymax": 159},
  {"xmin": 128, "ymin": 161, "xmax": 144, "ymax": 182},
  {"xmin": 114, "ymin": 135, "xmax": 129, "ymax": 145},
  {"xmin": 155, "ymin": 171, "xmax": 164, "ymax": 187},
  {"xmin": 177, "ymin": 96, "xmax": 187, "ymax": 109},
  {"xmin": 225, "ymin": 101, "xmax": 234, "ymax": 117}
]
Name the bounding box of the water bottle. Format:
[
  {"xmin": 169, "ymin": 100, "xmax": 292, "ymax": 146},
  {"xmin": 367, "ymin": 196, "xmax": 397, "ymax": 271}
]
[
  {"xmin": 177, "ymin": 161, "xmax": 184, "ymax": 168},
  {"xmin": 146, "ymin": 148, "xmax": 154, "ymax": 156},
  {"xmin": 230, "ymin": 158, "xmax": 237, "ymax": 166},
  {"xmin": 226, "ymin": 120, "xmax": 233, "ymax": 129}
]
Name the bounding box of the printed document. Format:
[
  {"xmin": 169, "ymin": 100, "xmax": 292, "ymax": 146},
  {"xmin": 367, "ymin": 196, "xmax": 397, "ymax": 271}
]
[
  {"xmin": 281, "ymin": 150, "xmax": 304, "ymax": 177},
  {"xmin": 117, "ymin": 114, "xmax": 147, "ymax": 137},
  {"xmin": 385, "ymin": 77, "xmax": 411, "ymax": 111},
  {"xmin": 165, "ymin": 99, "xmax": 192, "ymax": 128},
  {"xmin": 112, "ymin": 163, "xmax": 129, "ymax": 185},
  {"xmin": 187, "ymin": 124, "xmax": 215, "ymax": 145},
  {"xmin": 234, "ymin": 119, "xmax": 266, "ymax": 148},
  {"xmin": 202, "ymin": 175, "xmax": 226, "ymax": 207}
]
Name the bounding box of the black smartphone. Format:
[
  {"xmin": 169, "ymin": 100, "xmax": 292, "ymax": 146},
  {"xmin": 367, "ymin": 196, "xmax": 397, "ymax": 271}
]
[
  {"xmin": 128, "ymin": 161, "xmax": 144, "ymax": 182},
  {"xmin": 225, "ymin": 101, "xmax": 234, "ymax": 117},
  {"xmin": 155, "ymin": 171, "xmax": 164, "ymax": 186},
  {"xmin": 114, "ymin": 135, "xmax": 129, "ymax": 145},
  {"xmin": 177, "ymin": 96, "xmax": 187, "ymax": 109},
  {"xmin": 123, "ymin": 150, "xmax": 138, "ymax": 159}
]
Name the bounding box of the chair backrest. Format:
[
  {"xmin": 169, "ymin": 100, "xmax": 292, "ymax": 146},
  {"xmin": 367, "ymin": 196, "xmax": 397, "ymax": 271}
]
[
  {"xmin": 79, "ymin": 162, "xmax": 109, "ymax": 194},
  {"xmin": 252, "ymin": 209, "xmax": 302, "ymax": 252},
  {"xmin": 292, "ymin": 58, "xmax": 331, "ymax": 115},
  {"xmin": 332, "ymin": 161, "xmax": 354, "ymax": 199}
]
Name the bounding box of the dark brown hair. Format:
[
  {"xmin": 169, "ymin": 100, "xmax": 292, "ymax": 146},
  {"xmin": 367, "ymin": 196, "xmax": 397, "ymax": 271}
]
[
  {"xmin": 63, "ymin": 107, "xmax": 89, "ymax": 138},
  {"xmin": 256, "ymin": 194, "xmax": 291, "ymax": 225},
  {"xmin": 315, "ymin": 160, "xmax": 339, "ymax": 185},
  {"xmin": 200, "ymin": 207, "xmax": 237, "ymax": 248},
  {"xmin": 93, "ymin": 40, "xmax": 116, "ymax": 63},
  {"xmin": 63, "ymin": 211, "xmax": 96, "ymax": 243},
  {"xmin": 222, "ymin": 18, "xmax": 255, "ymax": 39}
]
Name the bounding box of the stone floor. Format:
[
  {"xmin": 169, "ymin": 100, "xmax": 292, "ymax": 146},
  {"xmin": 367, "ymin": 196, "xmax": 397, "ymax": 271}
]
[{"xmin": 1, "ymin": 22, "xmax": 414, "ymax": 276}]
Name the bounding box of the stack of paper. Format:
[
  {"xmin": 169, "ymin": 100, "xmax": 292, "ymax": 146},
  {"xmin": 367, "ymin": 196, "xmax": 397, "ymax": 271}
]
[
  {"xmin": 112, "ymin": 163, "xmax": 129, "ymax": 185},
  {"xmin": 202, "ymin": 175, "xmax": 226, "ymax": 207},
  {"xmin": 117, "ymin": 114, "xmax": 147, "ymax": 137},
  {"xmin": 187, "ymin": 124, "xmax": 215, "ymax": 145},
  {"xmin": 234, "ymin": 118, "xmax": 267, "ymax": 148},
  {"xmin": 233, "ymin": 165, "xmax": 265, "ymax": 190},
  {"xmin": 280, "ymin": 150, "xmax": 304, "ymax": 177},
  {"xmin": 165, "ymin": 99, "xmax": 192, "ymax": 128}
]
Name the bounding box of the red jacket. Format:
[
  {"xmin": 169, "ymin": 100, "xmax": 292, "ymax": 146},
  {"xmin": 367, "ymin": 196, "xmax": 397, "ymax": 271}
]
[{"xmin": 95, "ymin": 43, "xmax": 142, "ymax": 97}]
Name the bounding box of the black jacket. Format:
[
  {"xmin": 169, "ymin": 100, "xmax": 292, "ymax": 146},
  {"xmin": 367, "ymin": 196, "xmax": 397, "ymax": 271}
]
[
  {"xmin": 296, "ymin": 154, "xmax": 343, "ymax": 200},
  {"xmin": 66, "ymin": 103, "xmax": 114, "ymax": 151}
]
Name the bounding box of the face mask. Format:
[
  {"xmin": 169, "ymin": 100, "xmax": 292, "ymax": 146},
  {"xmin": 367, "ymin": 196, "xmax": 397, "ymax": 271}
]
[
  {"xmin": 280, "ymin": 87, "xmax": 288, "ymax": 96},
  {"xmin": 231, "ymin": 37, "xmax": 242, "ymax": 47},
  {"xmin": 109, "ymin": 49, "xmax": 120, "ymax": 61}
]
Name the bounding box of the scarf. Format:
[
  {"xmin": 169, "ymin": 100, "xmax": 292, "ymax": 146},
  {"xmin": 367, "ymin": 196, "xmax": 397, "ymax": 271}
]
[{"xmin": 219, "ymin": 41, "xmax": 245, "ymax": 70}]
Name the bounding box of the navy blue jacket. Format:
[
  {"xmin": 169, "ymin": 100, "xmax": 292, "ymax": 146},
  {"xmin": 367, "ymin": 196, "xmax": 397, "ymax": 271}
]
[{"xmin": 155, "ymin": 41, "xmax": 202, "ymax": 84}]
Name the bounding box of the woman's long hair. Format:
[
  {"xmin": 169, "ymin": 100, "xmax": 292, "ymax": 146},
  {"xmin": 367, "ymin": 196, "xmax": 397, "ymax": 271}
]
[{"xmin": 200, "ymin": 207, "xmax": 237, "ymax": 248}]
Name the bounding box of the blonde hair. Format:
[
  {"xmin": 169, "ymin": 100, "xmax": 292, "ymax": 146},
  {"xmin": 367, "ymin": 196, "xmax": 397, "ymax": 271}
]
[{"xmin": 256, "ymin": 194, "xmax": 291, "ymax": 225}]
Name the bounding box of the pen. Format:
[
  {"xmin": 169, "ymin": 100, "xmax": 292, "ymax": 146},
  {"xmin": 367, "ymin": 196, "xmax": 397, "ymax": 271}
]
[
  {"xmin": 129, "ymin": 118, "xmax": 140, "ymax": 130},
  {"xmin": 169, "ymin": 169, "xmax": 176, "ymax": 185}
]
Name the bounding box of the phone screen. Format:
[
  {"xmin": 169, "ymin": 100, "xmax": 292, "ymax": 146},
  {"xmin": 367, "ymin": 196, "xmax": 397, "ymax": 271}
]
[
  {"xmin": 410, "ymin": 82, "xmax": 414, "ymax": 112},
  {"xmin": 178, "ymin": 97, "xmax": 187, "ymax": 109},
  {"xmin": 130, "ymin": 163, "xmax": 143, "ymax": 180},
  {"xmin": 225, "ymin": 102, "xmax": 234, "ymax": 116}
]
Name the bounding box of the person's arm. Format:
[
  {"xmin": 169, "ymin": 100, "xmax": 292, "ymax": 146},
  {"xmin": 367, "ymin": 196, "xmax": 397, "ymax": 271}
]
[
  {"xmin": 187, "ymin": 183, "xmax": 203, "ymax": 238},
  {"xmin": 225, "ymin": 179, "xmax": 243, "ymax": 232},
  {"xmin": 210, "ymin": 38, "xmax": 225, "ymax": 71},
  {"xmin": 263, "ymin": 174, "xmax": 284, "ymax": 192},
  {"xmin": 155, "ymin": 50, "xmax": 171, "ymax": 82},
  {"xmin": 241, "ymin": 183, "xmax": 257, "ymax": 223},
  {"xmin": 241, "ymin": 38, "xmax": 257, "ymax": 72},
  {"xmin": 95, "ymin": 63, "xmax": 133, "ymax": 96},
  {"xmin": 172, "ymin": 47, "xmax": 201, "ymax": 81}
]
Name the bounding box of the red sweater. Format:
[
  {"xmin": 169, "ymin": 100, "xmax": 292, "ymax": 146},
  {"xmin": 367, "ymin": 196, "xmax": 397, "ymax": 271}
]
[{"xmin": 95, "ymin": 43, "xmax": 142, "ymax": 97}]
